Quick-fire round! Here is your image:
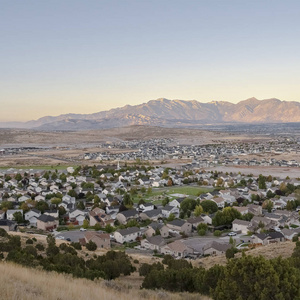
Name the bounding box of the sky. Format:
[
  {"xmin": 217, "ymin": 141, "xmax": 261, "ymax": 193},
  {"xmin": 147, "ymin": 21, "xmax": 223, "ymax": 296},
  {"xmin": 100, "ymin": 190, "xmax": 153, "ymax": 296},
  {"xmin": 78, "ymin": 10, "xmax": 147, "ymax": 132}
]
[{"xmin": 1, "ymin": 0, "xmax": 300, "ymax": 122}]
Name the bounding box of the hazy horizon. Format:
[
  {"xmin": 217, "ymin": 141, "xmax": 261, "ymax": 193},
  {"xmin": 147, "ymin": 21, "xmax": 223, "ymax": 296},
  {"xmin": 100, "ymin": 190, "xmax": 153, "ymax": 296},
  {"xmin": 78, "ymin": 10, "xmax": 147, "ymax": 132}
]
[{"xmin": 1, "ymin": 0, "xmax": 300, "ymax": 121}]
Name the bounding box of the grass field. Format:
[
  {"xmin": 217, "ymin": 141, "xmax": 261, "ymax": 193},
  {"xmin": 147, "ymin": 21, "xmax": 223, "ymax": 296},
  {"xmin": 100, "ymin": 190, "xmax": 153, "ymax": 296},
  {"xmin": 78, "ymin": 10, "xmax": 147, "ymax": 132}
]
[
  {"xmin": 0, "ymin": 165, "xmax": 77, "ymax": 170},
  {"xmin": 133, "ymin": 185, "xmax": 213, "ymax": 204}
]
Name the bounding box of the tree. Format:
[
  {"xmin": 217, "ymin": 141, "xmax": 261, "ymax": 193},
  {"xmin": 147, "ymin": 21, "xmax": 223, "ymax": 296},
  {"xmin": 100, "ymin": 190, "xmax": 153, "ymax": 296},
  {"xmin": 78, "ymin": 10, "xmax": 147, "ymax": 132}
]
[
  {"xmin": 200, "ymin": 200, "xmax": 218, "ymax": 214},
  {"xmin": 162, "ymin": 197, "xmax": 170, "ymax": 207},
  {"xmin": 258, "ymin": 174, "xmax": 266, "ymax": 189},
  {"xmin": 225, "ymin": 247, "xmax": 236, "ymax": 259},
  {"xmin": 194, "ymin": 205, "xmax": 203, "ymax": 217},
  {"xmin": 68, "ymin": 189, "xmax": 78, "ymax": 199},
  {"xmin": 262, "ymin": 200, "xmax": 273, "ymax": 213},
  {"xmin": 35, "ymin": 201, "xmax": 49, "ymax": 213},
  {"xmin": 86, "ymin": 240, "xmax": 97, "ymax": 251},
  {"xmin": 105, "ymin": 224, "xmax": 114, "ymax": 233},
  {"xmin": 58, "ymin": 206, "xmax": 66, "ymax": 216},
  {"xmin": 267, "ymin": 190, "xmax": 275, "ymax": 199},
  {"xmin": 77, "ymin": 201, "xmax": 85, "ymax": 210},
  {"xmin": 51, "ymin": 197, "xmax": 62, "ymax": 207},
  {"xmin": 83, "ymin": 219, "xmax": 89, "ymax": 229},
  {"xmin": 214, "ymin": 230, "xmax": 221, "ymax": 237},
  {"xmin": 212, "ymin": 207, "xmax": 242, "ymax": 227},
  {"xmin": 15, "ymin": 173, "xmax": 22, "ymax": 181},
  {"xmin": 0, "ymin": 201, "xmax": 13, "ymax": 212},
  {"xmin": 94, "ymin": 195, "xmax": 100, "ymax": 204},
  {"xmin": 123, "ymin": 193, "xmax": 133, "ymax": 206},
  {"xmin": 13, "ymin": 211, "xmax": 24, "ymax": 224},
  {"xmin": 197, "ymin": 223, "xmax": 208, "ymax": 236},
  {"xmin": 180, "ymin": 198, "xmax": 197, "ymax": 217},
  {"xmin": 167, "ymin": 213, "xmax": 176, "ymax": 222},
  {"xmin": 213, "ymin": 255, "xmax": 300, "ymax": 300}
]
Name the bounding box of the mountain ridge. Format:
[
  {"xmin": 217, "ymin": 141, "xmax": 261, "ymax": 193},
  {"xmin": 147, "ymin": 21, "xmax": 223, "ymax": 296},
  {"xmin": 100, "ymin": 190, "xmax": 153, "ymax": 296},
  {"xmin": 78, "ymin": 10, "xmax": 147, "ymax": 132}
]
[{"xmin": 1, "ymin": 97, "xmax": 300, "ymax": 130}]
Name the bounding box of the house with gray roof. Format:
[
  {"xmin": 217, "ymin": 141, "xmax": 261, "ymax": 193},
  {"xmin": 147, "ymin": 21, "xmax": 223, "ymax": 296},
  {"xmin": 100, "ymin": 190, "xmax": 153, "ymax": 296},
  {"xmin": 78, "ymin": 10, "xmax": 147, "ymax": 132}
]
[
  {"xmin": 141, "ymin": 235, "xmax": 166, "ymax": 251},
  {"xmin": 140, "ymin": 209, "xmax": 162, "ymax": 221},
  {"xmin": 232, "ymin": 219, "xmax": 251, "ymax": 234},
  {"xmin": 114, "ymin": 226, "xmax": 141, "ymax": 244},
  {"xmin": 166, "ymin": 219, "xmax": 192, "ymax": 235},
  {"xmin": 116, "ymin": 209, "xmax": 139, "ymax": 225},
  {"xmin": 203, "ymin": 241, "xmax": 231, "ymax": 256}
]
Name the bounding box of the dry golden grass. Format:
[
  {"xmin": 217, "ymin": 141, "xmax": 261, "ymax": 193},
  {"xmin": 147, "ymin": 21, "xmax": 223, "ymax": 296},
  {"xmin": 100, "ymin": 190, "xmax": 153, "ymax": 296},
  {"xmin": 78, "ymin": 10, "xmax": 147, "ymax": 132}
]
[
  {"xmin": 0, "ymin": 262, "xmax": 211, "ymax": 300},
  {"xmin": 195, "ymin": 241, "xmax": 296, "ymax": 269}
]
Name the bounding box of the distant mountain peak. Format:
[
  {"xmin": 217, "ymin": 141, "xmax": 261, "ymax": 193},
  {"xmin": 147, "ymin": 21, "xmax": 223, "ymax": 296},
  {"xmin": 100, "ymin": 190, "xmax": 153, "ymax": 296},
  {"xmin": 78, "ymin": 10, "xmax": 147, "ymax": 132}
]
[{"xmin": 1, "ymin": 97, "xmax": 300, "ymax": 130}]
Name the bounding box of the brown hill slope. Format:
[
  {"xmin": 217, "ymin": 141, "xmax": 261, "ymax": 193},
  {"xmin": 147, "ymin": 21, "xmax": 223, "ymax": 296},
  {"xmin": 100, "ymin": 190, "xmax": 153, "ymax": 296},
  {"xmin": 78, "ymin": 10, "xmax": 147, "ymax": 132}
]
[{"xmin": 0, "ymin": 262, "xmax": 210, "ymax": 300}]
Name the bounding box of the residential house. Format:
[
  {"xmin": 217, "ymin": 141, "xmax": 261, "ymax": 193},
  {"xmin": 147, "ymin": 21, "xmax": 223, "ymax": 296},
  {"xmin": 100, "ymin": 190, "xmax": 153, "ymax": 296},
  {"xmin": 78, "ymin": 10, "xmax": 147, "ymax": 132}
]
[
  {"xmin": 89, "ymin": 208, "xmax": 114, "ymax": 227},
  {"xmin": 252, "ymin": 232, "xmax": 285, "ymax": 245},
  {"xmin": 36, "ymin": 214, "xmax": 59, "ymax": 231},
  {"xmin": 187, "ymin": 216, "xmax": 207, "ymax": 230},
  {"xmin": 114, "ymin": 227, "xmax": 141, "ymax": 244},
  {"xmin": 141, "ymin": 235, "xmax": 166, "ymax": 251},
  {"xmin": 161, "ymin": 205, "xmax": 179, "ymax": 218},
  {"xmin": 69, "ymin": 209, "xmax": 86, "ymax": 226},
  {"xmin": 138, "ymin": 203, "xmax": 155, "ymax": 212},
  {"xmin": 169, "ymin": 198, "xmax": 184, "ymax": 208},
  {"xmin": 7, "ymin": 209, "xmax": 23, "ymax": 221},
  {"xmin": 144, "ymin": 222, "xmax": 169, "ymax": 238},
  {"xmin": 281, "ymin": 228, "xmax": 297, "ymax": 241},
  {"xmin": 203, "ymin": 241, "xmax": 231, "ymax": 256},
  {"xmin": 44, "ymin": 210, "xmax": 59, "ymax": 219},
  {"xmin": 24, "ymin": 208, "xmax": 41, "ymax": 227},
  {"xmin": 232, "ymin": 219, "xmax": 251, "ymax": 234},
  {"xmin": 116, "ymin": 209, "xmax": 139, "ymax": 225},
  {"xmin": 0, "ymin": 219, "xmax": 17, "ymax": 232},
  {"xmin": 211, "ymin": 197, "xmax": 225, "ymax": 209},
  {"xmin": 232, "ymin": 206, "xmax": 249, "ymax": 216},
  {"xmin": 84, "ymin": 231, "xmax": 110, "ymax": 249},
  {"xmin": 166, "ymin": 219, "xmax": 192, "ymax": 235},
  {"xmin": 140, "ymin": 209, "xmax": 162, "ymax": 222},
  {"xmin": 161, "ymin": 240, "xmax": 193, "ymax": 258}
]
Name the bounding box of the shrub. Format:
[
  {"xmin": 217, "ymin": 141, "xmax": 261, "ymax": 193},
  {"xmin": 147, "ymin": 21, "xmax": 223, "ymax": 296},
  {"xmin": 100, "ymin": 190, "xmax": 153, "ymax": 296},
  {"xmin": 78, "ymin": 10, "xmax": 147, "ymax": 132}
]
[
  {"xmin": 214, "ymin": 230, "xmax": 222, "ymax": 237},
  {"xmin": 0, "ymin": 228, "xmax": 8, "ymax": 237},
  {"xmin": 86, "ymin": 241, "xmax": 97, "ymax": 251},
  {"xmin": 71, "ymin": 242, "xmax": 82, "ymax": 250},
  {"xmin": 35, "ymin": 243, "xmax": 45, "ymax": 251},
  {"xmin": 26, "ymin": 238, "xmax": 33, "ymax": 244},
  {"xmin": 226, "ymin": 247, "xmax": 237, "ymax": 259}
]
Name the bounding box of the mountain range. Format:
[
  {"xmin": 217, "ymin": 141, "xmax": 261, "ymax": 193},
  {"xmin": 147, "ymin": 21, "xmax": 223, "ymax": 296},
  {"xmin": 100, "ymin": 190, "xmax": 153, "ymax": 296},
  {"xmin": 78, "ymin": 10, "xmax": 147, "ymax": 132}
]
[{"xmin": 2, "ymin": 97, "xmax": 300, "ymax": 130}]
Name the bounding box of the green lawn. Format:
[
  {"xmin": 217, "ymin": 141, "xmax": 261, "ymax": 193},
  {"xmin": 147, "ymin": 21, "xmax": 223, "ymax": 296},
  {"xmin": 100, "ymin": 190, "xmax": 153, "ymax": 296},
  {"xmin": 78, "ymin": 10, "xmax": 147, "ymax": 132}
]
[
  {"xmin": 132, "ymin": 185, "xmax": 213, "ymax": 205},
  {"xmin": 0, "ymin": 165, "xmax": 78, "ymax": 170}
]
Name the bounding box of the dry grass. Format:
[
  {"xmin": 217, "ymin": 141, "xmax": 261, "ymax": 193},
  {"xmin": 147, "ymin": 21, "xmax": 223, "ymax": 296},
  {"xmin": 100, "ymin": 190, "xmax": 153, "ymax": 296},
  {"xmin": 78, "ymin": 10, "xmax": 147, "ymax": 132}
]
[
  {"xmin": 195, "ymin": 241, "xmax": 296, "ymax": 269},
  {"xmin": 0, "ymin": 262, "xmax": 211, "ymax": 300}
]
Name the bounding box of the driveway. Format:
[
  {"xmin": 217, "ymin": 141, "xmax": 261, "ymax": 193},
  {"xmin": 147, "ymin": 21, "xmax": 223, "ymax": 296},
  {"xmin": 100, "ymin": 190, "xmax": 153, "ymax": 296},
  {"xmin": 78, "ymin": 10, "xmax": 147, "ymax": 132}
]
[{"xmin": 54, "ymin": 230, "xmax": 86, "ymax": 242}]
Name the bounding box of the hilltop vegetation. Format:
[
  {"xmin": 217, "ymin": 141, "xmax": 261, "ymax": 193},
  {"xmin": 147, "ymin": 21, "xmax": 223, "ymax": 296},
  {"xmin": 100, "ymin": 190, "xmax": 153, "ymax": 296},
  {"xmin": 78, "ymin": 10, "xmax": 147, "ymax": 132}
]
[
  {"xmin": 141, "ymin": 242, "xmax": 300, "ymax": 300},
  {"xmin": 1, "ymin": 228, "xmax": 300, "ymax": 299}
]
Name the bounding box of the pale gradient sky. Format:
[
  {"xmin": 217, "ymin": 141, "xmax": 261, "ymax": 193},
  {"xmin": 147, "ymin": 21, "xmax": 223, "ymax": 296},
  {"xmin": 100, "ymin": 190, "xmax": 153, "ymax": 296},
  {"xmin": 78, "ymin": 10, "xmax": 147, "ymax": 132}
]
[{"xmin": 1, "ymin": 0, "xmax": 300, "ymax": 122}]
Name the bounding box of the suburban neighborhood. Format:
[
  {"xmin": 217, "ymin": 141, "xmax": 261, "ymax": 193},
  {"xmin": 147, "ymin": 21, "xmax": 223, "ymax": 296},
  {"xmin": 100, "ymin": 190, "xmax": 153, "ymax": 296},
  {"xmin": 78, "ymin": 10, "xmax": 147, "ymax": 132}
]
[{"xmin": 0, "ymin": 161, "xmax": 299, "ymax": 259}]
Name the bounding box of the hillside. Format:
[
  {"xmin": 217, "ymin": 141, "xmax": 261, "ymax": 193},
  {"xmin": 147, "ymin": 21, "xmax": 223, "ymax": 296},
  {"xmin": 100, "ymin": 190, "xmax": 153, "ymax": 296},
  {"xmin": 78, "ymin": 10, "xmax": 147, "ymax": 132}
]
[
  {"xmin": 1, "ymin": 97, "xmax": 300, "ymax": 130},
  {"xmin": 0, "ymin": 262, "xmax": 210, "ymax": 300}
]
